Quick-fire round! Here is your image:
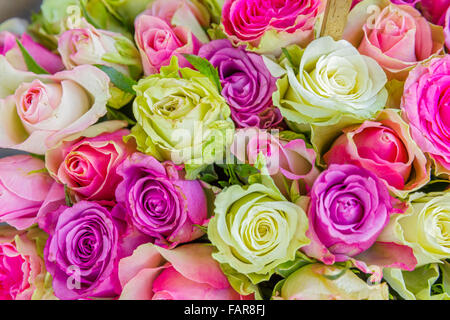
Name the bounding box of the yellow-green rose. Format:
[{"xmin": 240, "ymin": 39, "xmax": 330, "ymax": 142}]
[
  {"xmin": 272, "ymin": 36, "xmax": 388, "ymax": 128},
  {"xmin": 273, "ymin": 264, "xmax": 389, "ymax": 300},
  {"xmin": 129, "ymin": 57, "xmax": 234, "ymax": 167},
  {"xmin": 381, "ymin": 192, "xmax": 450, "ymax": 267},
  {"xmin": 208, "ymin": 183, "xmax": 309, "ymax": 286}
]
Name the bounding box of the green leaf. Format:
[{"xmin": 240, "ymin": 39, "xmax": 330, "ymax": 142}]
[
  {"xmin": 281, "ymin": 48, "xmax": 296, "ymax": 71},
  {"xmin": 16, "ymin": 39, "xmax": 49, "ymax": 74},
  {"xmin": 95, "ymin": 64, "xmax": 137, "ymax": 95},
  {"xmin": 106, "ymin": 106, "xmax": 136, "ymax": 125},
  {"xmin": 197, "ymin": 164, "xmax": 219, "ymax": 183},
  {"xmin": 64, "ymin": 185, "xmax": 73, "ymax": 207},
  {"xmin": 182, "ymin": 54, "xmax": 222, "ymax": 93}
]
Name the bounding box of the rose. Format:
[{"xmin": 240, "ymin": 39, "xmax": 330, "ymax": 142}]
[
  {"xmin": 57, "ymin": 25, "xmax": 142, "ymax": 78},
  {"xmin": 273, "ymin": 264, "xmax": 389, "ymax": 300},
  {"xmin": 444, "ymin": 7, "xmax": 450, "ymax": 50},
  {"xmin": 401, "ymin": 55, "xmax": 450, "ymax": 177},
  {"xmin": 129, "ymin": 57, "xmax": 234, "ymax": 167},
  {"xmin": 324, "ymin": 109, "xmax": 430, "ymax": 198},
  {"xmin": 420, "ymin": 0, "xmax": 450, "ymax": 25},
  {"xmin": 352, "ymin": 0, "xmax": 419, "ymax": 9},
  {"xmin": 0, "ymin": 226, "xmax": 49, "ymax": 300},
  {"xmin": 0, "ymin": 58, "xmax": 110, "ymax": 154},
  {"xmin": 115, "ymin": 152, "xmax": 207, "ymax": 248},
  {"xmin": 146, "ymin": 0, "xmax": 211, "ymax": 43},
  {"xmin": 0, "ymin": 155, "xmax": 57, "ymax": 229},
  {"xmin": 198, "ymin": 39, "xmax": 282, "ymax": 129},
  {"xmin": 118, "ymin": 242, "xmax": 250, "ymax": 300},
  {"xmin": 134, "ymin": 14, "xmax": 201, "ymax": 75},
  {"xmin": 380, "ymin": 192, "xmax": 450, "ymax": 267},
  {"xmin": 302, "ymin": 164, "xmax": 395, "ymax": 264},
  {"xmin": 221, "ymin": 0, "xmax": 324, "ymax": 56},
  {"xmin": 45, "ymin": 121, "xmax": 135, "ymax": 202},
  {"xmin": 101, "ymin": 0, "xmax": 154, "ymax": 26},
  {"xmin": 231, "ymin": 128, "xmax": 319, "ymax": 198},
  {"xmin": 273, "ymin": 37, "xmax": 388, "ymax": 128},
  {"xmin": 343, "ymin": 0, "xmax": 444, "ymax": 80},
  {"xmin": 384, "ymin": 263, "xmax": 450, "ymax": 300},
  {"xmin": 43, "ymin": 201, "xmax": 120, "ymax": 300},
  {"xmin": 0, "ymin": 31, "xmax": 64, "ymax": 74},
  {"xmin": 207, "ymin": 183, "xmax": 309, "ymax": 284}
]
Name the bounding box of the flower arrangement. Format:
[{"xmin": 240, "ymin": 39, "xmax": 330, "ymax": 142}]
[{"xmin": 0, "ymin": 0, "xmax": 449, "ymax": 300}]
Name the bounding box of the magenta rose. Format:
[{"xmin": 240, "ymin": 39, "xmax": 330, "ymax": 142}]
[
  {"xmin": 43, "ymin": 201, "xmax": 121, "ymax": 300},
  {"xmin": 45, "ymin": 121, "xmax": 135, "ymax": 202},
  {"xmin": 0, "ymin": 31, "xmax": 63, "ymax": 74},
  {"xmin": 0, "ymin": 155, "xmax": 60, "ymax": 230},
  {"xmin": 401, "ymin": 55, "xmax": 450, "ymax": 177},
  {"xmin": 231, "ymin": 128, "xmax": 319, "ymax": 198},
  {"xmin": 421, "ymin": 0, "xmax": 450, "ymax": 25},
  {"xmin": 0, "ymin": 226, "xmax": 47, "ymax": 300},
  {"xmin": 302, "ymin": 164, "xmax": 395, "ymax": 264},
  {"xmin": 134, "ymin": 14, "xmax": 201, "ymax": 75},
  {"xmin": 344, "ymin": 0, "xmax": 444, "ymax": 80},
  {"xmin": 115, "ymin": 152, "xmax": 207, "ymax": 248},
  {"xmin": 324, "ymin": 109, "xmax": 430, "ymax": 197},
  {"xmin": 222, "ymin": 0, "xmax": 324, "ymax": 55},
  {"xmin": 198, "ymin": 39, "xmax": 282, "ymax": 129},
  {"xmin": 119, "ymin": 243, "xmax": 252, "ymax": 300}
]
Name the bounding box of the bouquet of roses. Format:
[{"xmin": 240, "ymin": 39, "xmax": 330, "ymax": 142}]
[{"xmin": 0, "ymin": 0, "xmax": 448, "ymax": 300}]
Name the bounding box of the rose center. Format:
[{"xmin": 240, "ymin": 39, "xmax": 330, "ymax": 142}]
[{"xmin": 331, "ymin": 195, "xmax": 364, "ymax": 225}]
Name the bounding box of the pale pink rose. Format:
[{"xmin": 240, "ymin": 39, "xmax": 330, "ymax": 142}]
[
  {"xmin": 0, "ymin": 31, "xmax": 63, "ymax": 74},
  {"xmin": 57, "ymin": 25, "xmax": 142, "ymax": 77},
  {"xmin": 0, "ymin": 155, "xmax": 59, "ymax": 230},
  {"xmin": 231, "ymin": 128, "xmax": 319, "ymax": 197},
  {"xmin": 134, "ymin": 14, "xmax": 201, "ymax": 75},
  {"xmin": 118, "ymin": 243, "xmax": 252, "ymax": 300},
  {"xmin": 352, "ymin": 0, "xmax": 419, "ymax": 9},
  {"xmin": 344, "ymin": 0, "xmax": 444, "ymax": 80},
  {"xmin": 324, "ymin": 109, "xmax": 430, "ymax": 198},
  {"xmin": 0, "ymin": 226, "xmax": 47, "ymax": 300},
  {"xmin": 0, "ymin": 57, "xmax": 110, "ymax": 154},
  {"xmin": 147, "ymin": 0, "xmax": 210, "ymax": 27},
  {"xmin": 45, "ymin": 121, "xmax": 136, "ymax": 202}
]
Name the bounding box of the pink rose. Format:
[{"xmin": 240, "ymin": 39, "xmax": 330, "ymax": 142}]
[
  {"xmin": 401, "ymin": 55, "xmax": 450, "ymax": 177},
  {"xmin": 344, "ymin": 0, "xmax": 444, "ymax": 80},
  {"xmin": 0, "ymin": 226, "xmax": 47, "ymax": 300},
  {"xmin": 0, "ymin": 31, "xmax": 63, "ymax": 74},
  {"xmin": 231, "ymin": 128, "xmax": 319, "ymax": 198},
  {"xmin": 0, "ymin": 155, "xmax": 59, "ymax": 229},
  {"xmin": 445, "ymin": 7, "xmax": 450, "ymax": 50},
  {"xmin": 420, "ymin": 0, "xmax": 450, "ymax": 25},
  {"xmin": 0, "ymin": 57, "xmax": 110, "ymax": 154},
  {"xmin": 118, "ymin": 243, "xmax": 252, "ymax": 300},
  {"xmin": 324, "ymin": 109, "xmax": 430, "ymax": 197},
  {"xmin": 134, "ymin": 14, "xmax": 201, "ymax": 75},
  {"xmin": 147, "ymin": 0, "xmax": 210, "ymax": 27},
  {"xmin": 222, "ymin": 0, "xmax": 323, "ymax": 55},
  {"xmin": 45, "ymin": 121, "xmax": 136, "ymax": 202},
  {"xmin": 352, "ymin": 0, "xmax": 420, "ymax": 9}
]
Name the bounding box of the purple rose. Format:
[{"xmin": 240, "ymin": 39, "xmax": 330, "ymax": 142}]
[
  {"xmin": 115, "ymin": 153, "xmax": 208, "ymax": 248},
  {"xmin": 302, "ymin": 164, "xmax": 394, "ymax": 264},
  {"xmin": 43, "ymin": 201, "xmax": 120, "ymax": 300},
  {"xmin": 198, "ymin": 39, "xmax": 282, "ymax": 129}
]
